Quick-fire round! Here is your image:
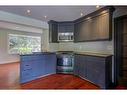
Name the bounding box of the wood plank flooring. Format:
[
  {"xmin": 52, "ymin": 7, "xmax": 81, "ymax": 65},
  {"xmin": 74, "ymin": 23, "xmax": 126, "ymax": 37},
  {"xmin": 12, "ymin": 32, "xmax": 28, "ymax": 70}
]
[
  {"xmin": 0, "ymin": 62, "xmax": 99, "ymax": 89},
  {"xmin": 0, "ymin": 62, "xmax": 20, "ymax": 89},
  {"xmin": 21, "ymin": 74, "xmax": 99, "ymax": 89}
]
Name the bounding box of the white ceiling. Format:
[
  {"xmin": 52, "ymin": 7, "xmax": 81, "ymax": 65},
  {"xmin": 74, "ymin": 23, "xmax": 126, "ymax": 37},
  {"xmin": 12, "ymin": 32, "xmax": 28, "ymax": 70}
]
[{"xmin": 0, "ymin": 6, "xmax": 101, "ymax": 22}]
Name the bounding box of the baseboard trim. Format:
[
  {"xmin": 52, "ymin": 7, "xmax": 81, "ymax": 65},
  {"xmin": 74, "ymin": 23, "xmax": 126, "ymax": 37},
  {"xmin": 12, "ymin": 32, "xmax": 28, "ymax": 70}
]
[{"xmin": 0, "ymin": 61, "xmax": 20, "ymax": 65}]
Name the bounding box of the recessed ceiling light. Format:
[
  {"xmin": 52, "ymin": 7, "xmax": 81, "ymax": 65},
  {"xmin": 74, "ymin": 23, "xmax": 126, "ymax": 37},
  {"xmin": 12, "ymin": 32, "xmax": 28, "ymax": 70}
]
[
  {"xmin": 80, "ymin": 13, "xmax": 83, "ymax": 16},
  {"xmin": 96, "ymin": 5, "xmax": 100, "ymax": 9},
  {"xmin": 44, "ymin": 16, "xmax": 47, "ymax": 19},
  {"xmin": 25, "ymin": 9, "xmax": 31, "ymax": 16},
  {"xmin": 27, "ymin": 9, "xmax": 31, "ymax": 13}
]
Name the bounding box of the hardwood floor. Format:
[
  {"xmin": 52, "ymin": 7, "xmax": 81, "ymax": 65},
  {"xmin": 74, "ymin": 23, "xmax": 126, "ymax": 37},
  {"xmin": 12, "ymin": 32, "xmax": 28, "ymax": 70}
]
[
  {"xmin": 21, "ymin": 74, "xmax": 99, "ymax": 89},
  {"xmin": 0, "ymin": 62, "xmax": 20, "ymax": 89},
  {"xmin": 0, "ymin": 62, "xmax": 99, "ymax": 89}
]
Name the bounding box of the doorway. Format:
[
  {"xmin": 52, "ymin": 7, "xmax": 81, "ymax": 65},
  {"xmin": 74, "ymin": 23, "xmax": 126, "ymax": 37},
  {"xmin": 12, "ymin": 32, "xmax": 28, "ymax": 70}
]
[{"xmin": 114, "ymin": 15, "xmax": 127, "ymax": 86}]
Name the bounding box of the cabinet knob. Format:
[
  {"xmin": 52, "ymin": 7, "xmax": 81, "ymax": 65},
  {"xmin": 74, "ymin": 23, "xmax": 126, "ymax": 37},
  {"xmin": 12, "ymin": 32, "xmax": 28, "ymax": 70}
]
[{"xmin": 25, "ymin": 65, "xmax": 29, "ymax": 66}]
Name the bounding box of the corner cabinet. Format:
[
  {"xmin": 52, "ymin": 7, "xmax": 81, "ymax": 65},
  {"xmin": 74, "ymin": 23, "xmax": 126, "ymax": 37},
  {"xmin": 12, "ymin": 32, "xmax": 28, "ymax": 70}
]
[
  {"xmin": 48, "ymin": 21, "xmax": 74, "ymax": 43},
  {"xmin": 74, "ymin": 54, "xmax": 112, "ymax": 89},
  {"xmin": 74, "ymin": 6, "xmax": 115, "ymax": 42}
]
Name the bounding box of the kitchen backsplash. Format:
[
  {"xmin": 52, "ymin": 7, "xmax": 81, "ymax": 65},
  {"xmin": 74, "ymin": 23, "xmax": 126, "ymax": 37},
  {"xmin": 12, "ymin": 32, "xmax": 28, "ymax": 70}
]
[{"xmin": 58, "ymin": 41, "xmax": 113, "ymax": 54}]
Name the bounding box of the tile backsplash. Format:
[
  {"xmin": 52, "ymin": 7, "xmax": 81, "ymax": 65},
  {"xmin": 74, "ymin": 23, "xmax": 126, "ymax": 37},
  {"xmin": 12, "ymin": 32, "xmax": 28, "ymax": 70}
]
[{"xmin": 57, "ymin": 41, "xmax": 113, "ymax": 54}]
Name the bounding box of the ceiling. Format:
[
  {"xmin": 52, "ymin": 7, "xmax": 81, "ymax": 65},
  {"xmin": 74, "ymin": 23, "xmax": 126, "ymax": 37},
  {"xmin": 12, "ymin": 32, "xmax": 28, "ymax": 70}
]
[{"xmin": 0, "ymin": 6, "xmax": 101, "ymax": 22}]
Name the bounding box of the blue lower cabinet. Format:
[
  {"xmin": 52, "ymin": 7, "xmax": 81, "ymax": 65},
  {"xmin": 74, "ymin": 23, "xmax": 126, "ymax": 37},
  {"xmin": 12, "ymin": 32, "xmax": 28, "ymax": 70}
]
[
  {"xmin": 74, "ymin": 55, "xmax": 87, "ymax": 78},
  {"xmin": 20, "ymin": 53, "xmax": 56, "ymax": 83},
  {"xmin": 86, "ymin": 56, "xmax": 106, "ymax": 88},
  {"xmin": 73, "ymin": 55, "xmax": 80, "ymax": 75},
  {"xmin": 32, "ymin": 60, "xmax": 45, "ymax": 77},
  {"xmin": 79, "ymin": 56, "xmax": 86, "ymax": 78},
  {"xmin": 20, "ymin": 69, "xmax": 34, "ymax": 83},
  {"xmin": 45, "ymin": 54, "xmax": 56, "ymax": 74},
  {"xmin": 74, "ymin": 54, "xmax": 112, "ymax": 89}
]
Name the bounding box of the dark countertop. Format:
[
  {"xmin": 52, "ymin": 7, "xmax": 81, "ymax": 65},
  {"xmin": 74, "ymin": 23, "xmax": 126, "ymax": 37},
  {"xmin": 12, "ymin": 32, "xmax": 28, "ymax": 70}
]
[
  {"xmin": 74, "ymin": 52, "xmax": 113, "ymax": 57},
  {"xmin": 20, "ymin": 51, "xmax": 112, "ymax": 57},
  {"xmin": 20, "ymin": 52, "xmax": 56, "ymax": 56}
]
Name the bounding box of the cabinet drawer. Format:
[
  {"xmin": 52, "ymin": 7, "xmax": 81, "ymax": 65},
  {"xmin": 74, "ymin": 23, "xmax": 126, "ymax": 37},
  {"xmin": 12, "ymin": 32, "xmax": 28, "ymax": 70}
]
[
  {"xmin": 20, "ymin": 68, "xmax": 35, "ymax": 83},
  {"xmin": 21, "ymin": 61, "xmax": 32, "ymax": 67},
  {"xmin": 21, "ymin": 56, "xmax": 33, "ymax": 61},
  {"xmin": 21, "ymin": 68, "xmax": 33, "ymax": 79},
  {"xmin": 21, "ymin": 55, "xmax": 43, "ymax": 61}
]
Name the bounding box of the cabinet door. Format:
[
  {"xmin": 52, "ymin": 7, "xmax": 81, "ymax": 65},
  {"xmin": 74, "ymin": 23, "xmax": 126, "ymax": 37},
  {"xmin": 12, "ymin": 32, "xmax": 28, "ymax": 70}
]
[
  {"xmin": 20, "ymin": 61, "xmax": 34, "ymax": 83},
  {"xmin": 91, "ymin": 16, "xmax": 99, "ymax": 40},
  {"xmin": 82, "ymin": 19, "xmax": 91, "ymax": 41},
  {"xmin": 32, "ymin": 59, "xmax": 45, "ymax": 77},
  {"xmin": 49, "ymin": 21, "xmax": 58, "ymax": 43},
  {"xmin": 45, "ymin": 54, "xmax": 56, "ymax": 75},
  {"xmin": 74, "ymin": 55, "xmax": 87, "ymax": 78},
  {"xmin": 73, "ymin": 55, "xmax": 80, "ymax": 75},
  {"xmin": 79, "ymin": 55, "xmax": 87, "ymax": 79},
  {"xmin": 86, "ymin": 56, "xmax": 106, "ymax": 88},
  {"xmin": 74, "ymin": 22, "xmax": 84, "ymax": 41},
  {"xmin": 78, "ymin": 55, "xmax": 85, "ymax": 78},
  {"xmin": 58, "ymin": 22, "xmax": 74, "ymax": 33},
  {"xmin": 98, "ymin": 13, "xmax": 110, "ymax": 40}
]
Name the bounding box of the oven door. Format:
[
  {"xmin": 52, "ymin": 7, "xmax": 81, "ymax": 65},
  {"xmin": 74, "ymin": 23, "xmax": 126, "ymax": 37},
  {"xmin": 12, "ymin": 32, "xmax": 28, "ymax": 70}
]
[{"xmin": 57, "ymin": 55, "xmax": 73, "ymax": 67}]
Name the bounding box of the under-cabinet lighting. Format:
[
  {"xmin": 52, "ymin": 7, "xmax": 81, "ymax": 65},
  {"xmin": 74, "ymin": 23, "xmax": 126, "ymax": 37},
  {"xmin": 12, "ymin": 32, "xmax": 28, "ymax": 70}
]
[
  {"xmin": 86, "ymin": 17, "xmax": 91, "ymax": 20},
  {"xmin": 96, "ymin": 5, "xmax": 100, "ymax": 9},
  {"xmin": 80, "ymin": 13, "xmax": 83, "ymax": 16}
]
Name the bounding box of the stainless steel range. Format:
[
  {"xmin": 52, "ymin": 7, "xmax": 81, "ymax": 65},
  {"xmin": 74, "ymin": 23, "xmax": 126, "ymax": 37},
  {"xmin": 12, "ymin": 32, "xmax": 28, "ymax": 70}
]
[{"xmin": 56, "ymin": 51, "xmax": 74, "ymax": 74}]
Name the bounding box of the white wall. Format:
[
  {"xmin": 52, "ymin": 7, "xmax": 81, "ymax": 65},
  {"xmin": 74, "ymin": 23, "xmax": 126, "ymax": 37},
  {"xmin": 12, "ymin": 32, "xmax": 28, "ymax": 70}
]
[
  {"xmin": 0, "ymin": 29, "xmax": 19, "ymax": 64},
  {"xmin": 0, "ymin": 11, "xmax": 48, "ymax": 29},
  {"xmin": 42, "ymin": 29, "xmax": 59, "ymax": 52}
]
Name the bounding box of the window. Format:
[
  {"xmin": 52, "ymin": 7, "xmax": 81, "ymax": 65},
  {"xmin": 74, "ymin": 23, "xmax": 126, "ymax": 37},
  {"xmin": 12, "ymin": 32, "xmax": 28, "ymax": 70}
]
[{"xmin": 8, "ymin": 34, "xmax": 41, "ymax": 54}]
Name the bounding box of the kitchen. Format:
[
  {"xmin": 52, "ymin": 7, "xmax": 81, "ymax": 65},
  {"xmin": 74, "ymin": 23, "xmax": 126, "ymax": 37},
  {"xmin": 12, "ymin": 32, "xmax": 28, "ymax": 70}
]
[{"xmin": 0, "ymin": 6, "xmax": 127, "ymax": 89}]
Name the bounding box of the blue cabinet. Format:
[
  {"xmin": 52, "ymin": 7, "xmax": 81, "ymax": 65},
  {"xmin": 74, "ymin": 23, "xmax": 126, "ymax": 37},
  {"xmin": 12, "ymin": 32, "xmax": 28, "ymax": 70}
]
[
  {"xmin": 74, "ymin": 55, "xmax": 87, "ymax": 78},
  {"xmin": 74, "ymin": 54, "xmax": 112, "ymax": 89},
  {"xmin": 73, "ymin": 55, "xmax": 80, "ymax": 75},
  {"xmin": 20, "ymin": 53, "xmax": 56, "ymax": 83},
  {"xmin": 45, "ymin": 54, "xmax": 56, "ymax": 74},
  {"xmin": 86, "ymin": 56, "xmax": 105, "ymax": 88}
]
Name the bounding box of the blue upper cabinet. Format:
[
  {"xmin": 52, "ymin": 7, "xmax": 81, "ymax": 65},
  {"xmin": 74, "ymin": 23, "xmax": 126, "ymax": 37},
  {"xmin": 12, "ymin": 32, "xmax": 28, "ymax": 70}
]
[{"xmin": 20, "ymin": 53, "xmax": 56, "ymax": 83}]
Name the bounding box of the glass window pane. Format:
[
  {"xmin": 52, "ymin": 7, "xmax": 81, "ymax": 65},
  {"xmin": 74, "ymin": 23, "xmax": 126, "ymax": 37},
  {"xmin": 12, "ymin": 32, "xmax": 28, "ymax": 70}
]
[{"xmin": 8, "ymin": 34, "xmax": 41, "ymax": 54}]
